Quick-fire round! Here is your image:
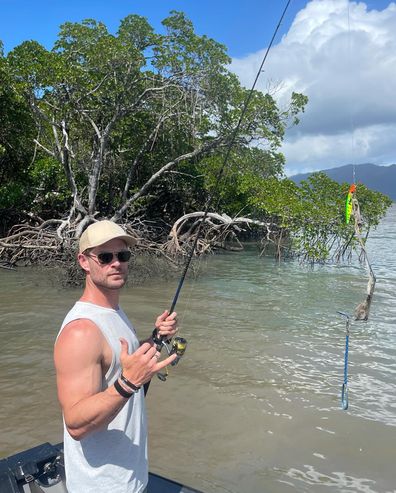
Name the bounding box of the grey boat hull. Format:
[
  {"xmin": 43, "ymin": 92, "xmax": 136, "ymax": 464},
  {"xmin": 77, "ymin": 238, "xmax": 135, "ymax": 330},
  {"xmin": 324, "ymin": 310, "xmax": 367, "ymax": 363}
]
[{"xmin": 0, "ymin": 442, "xmax": 203, "ymax": 493}]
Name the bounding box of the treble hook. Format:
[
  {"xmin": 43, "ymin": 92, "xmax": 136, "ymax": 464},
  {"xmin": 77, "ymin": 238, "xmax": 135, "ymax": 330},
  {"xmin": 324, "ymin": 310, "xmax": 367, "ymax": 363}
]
[{"xmin": 337, "ymin": 311, "xmax": 350, "ymax": 410}]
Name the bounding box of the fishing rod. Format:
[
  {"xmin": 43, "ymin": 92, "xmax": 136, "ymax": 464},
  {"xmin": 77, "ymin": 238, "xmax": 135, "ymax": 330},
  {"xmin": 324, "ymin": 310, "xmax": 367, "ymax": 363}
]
[{"xmin": 145, "ymin": 0, "xmax": 293, "ymax": 395}]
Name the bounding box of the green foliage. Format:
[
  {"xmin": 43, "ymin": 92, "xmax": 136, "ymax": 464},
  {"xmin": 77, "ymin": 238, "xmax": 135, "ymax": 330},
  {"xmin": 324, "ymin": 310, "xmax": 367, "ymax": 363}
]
[
  {"xmin": 197, "ymin": 146, "xmax": 286, "ymax": 217},
  {"xmin": 3, "ymin": 17, "xmax": 389, "ymax": 265},
  {"xmin": 0, "ymin": 182, "xmax": 27, "ymax": 209},
  {"xmin": 0, "ymin": 44, "xmax": 70, "ymax": 218},
  {"xmin": 247, "ymin": 171, "xmax": 392, "ymax": 261},
  {"xmin": 5, "ymin": 12, "xmax": 307, "ymax": 224},
  {"xmin": 0, "ymin": 46, "xmax": 37, "ymax": 227},
  {"xmin": 351, "ymin": 182, "xmax": 392, "ymax": 228},
  {"xmin": 28, "ymin": 156, "xmax": 71, "ymax": 215}
]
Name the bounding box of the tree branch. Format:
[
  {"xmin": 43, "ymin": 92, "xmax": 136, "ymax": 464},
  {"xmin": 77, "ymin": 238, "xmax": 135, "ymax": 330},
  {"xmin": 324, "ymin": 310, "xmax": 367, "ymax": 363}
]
[{"xmin": 111, "ymin": 138, "xmax": 224, "ymax": 221}]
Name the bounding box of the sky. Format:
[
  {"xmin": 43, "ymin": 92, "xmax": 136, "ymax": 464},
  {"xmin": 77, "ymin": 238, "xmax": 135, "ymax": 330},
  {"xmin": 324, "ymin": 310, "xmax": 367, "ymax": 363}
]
[{"xmin": 1, "ymin": 0, "xmax": 395, "ymax": 175}]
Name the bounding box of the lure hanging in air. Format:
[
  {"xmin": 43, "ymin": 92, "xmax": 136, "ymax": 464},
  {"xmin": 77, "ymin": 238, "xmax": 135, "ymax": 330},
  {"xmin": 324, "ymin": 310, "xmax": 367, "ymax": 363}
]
[{"xmin": 345, "ymin": 183, "xmax": 356, "ymax": 224}]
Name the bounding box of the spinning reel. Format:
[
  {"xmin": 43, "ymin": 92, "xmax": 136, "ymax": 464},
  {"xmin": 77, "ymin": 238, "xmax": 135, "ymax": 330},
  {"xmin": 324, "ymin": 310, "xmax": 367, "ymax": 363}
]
[{"xmin": 152, "ymin": 329, "xmax": 187, "ymax": 382}]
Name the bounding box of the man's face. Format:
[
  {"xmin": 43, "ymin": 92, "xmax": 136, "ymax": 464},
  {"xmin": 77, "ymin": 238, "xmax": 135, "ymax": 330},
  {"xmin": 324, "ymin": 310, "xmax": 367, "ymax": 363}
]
[{"xmin": 79, "ymin": 238, "xmax": 130, "ymax": 291}]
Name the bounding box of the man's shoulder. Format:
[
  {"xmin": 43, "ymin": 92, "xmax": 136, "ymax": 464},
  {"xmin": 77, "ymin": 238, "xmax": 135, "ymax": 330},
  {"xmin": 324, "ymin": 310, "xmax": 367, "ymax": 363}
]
[
  {"xmin": 57, "ymin": 317, "xmax": 105, "ymax": 347},
  {"xmin": 54, "ymin": 318, "xmax": 105, "ymax": 365}
]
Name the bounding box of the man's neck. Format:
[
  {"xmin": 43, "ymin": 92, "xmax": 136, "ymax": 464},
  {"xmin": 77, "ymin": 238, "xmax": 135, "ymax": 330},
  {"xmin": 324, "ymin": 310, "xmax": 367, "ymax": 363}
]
[{"xmin": 80, "ymin": 279, "xmax": 120, "ymax": 310}]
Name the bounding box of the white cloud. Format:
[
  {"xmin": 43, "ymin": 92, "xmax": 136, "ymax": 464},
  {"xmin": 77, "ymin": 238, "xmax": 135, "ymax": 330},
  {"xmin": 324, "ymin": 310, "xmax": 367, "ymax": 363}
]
[
  {"xmin": 230, "ymin": 0, "xmax": 396, "ymax": 174},
  {"xmin": 283, "ymin": 123, "xmax": 396, "ymax": 175}
]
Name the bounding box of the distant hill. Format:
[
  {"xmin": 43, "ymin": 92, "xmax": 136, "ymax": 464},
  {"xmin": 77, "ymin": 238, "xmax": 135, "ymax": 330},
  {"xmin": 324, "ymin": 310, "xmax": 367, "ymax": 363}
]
[{"xmin": 290, "ymin": 163, "xmax": 396, "ymax": 200}]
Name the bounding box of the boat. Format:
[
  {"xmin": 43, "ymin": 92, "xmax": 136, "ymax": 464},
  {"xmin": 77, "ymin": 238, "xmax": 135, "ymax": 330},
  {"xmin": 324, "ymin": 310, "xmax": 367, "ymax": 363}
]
[{"xmin": 0, "ymin": 442, "xmax": 203, "ymax": 493}]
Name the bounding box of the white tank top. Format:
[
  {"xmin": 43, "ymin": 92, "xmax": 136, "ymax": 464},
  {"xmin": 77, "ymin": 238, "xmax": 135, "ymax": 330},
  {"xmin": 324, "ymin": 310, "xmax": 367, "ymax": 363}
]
[{"xmin": 57, "ymin": 301, "xmax": 148, "ymax": 493}]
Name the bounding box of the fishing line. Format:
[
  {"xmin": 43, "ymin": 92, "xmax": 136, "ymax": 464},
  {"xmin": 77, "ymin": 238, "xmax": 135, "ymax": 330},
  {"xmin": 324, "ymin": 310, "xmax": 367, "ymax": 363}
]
[
  {"xmin": 337, "ymin": 2, "xmax": 355, "ymax": 412},
  {"xmin": 145, "ymin": 0, "xmax": 293, "ymax": 395},
  {"xmin": 347, "ymin": 3, "xmax": 357, "ymax": 186},
  {"xmin": 337, "ymin": 311, "xmax": 350, "ymax": 410},
  {"xmin": 338, "ymin": 3, "xmax": 376, "ymax": 411},
  {"xmin": 344, "ymin": 5, "xmax": 376, "ymax": 324}
]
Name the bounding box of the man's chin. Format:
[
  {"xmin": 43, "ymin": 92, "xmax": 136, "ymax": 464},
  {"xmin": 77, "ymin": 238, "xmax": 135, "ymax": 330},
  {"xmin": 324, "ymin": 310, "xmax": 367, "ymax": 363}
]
[{"xmin": 107, "ymin": 275, "xmax": 127, "ymax": 288}]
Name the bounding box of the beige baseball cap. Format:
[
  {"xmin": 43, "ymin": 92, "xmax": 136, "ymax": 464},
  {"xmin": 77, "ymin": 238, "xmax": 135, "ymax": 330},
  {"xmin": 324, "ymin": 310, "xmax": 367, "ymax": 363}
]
[{"xmin": 79, "ymin": 220, "xmax": 137, "ymax": 253}]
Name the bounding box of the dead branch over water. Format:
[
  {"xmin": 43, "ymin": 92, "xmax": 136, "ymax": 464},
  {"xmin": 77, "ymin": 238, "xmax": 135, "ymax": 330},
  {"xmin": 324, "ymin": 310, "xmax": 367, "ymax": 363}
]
[{"xmin": 351, "ymin": 198, "xmax": 376, "ymax": 321}]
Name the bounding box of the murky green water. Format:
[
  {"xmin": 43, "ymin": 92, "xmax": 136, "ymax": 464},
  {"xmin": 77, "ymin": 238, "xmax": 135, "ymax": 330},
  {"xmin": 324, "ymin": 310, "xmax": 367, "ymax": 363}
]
[{"xmin": 1, "ymin": 205, "xmax": 395, "ymax": 492}]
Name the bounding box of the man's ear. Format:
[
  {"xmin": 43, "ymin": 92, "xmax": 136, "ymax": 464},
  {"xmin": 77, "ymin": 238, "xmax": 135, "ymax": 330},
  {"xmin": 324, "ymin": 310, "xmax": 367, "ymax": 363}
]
[{"xmin": 78, "ymin": 253, "xmax": 90, "ymax": 273}]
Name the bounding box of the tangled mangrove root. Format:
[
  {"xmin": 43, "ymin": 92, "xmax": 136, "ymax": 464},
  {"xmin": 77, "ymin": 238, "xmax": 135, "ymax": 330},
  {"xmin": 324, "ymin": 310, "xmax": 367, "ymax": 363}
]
[
  {"xmin": 0, "ymin": 212, "xmax": 279, "ymax": 286},
  {"xmin": 0, "ymin": 221, "xmax": 65, "ymax": 267},
  {"xmin": 0, "ymin": 218, "xmax": 149, "ymax": 269},
  {"xmin": 163, "ymin": 211, "xmax": 274, "ymax": 257}
]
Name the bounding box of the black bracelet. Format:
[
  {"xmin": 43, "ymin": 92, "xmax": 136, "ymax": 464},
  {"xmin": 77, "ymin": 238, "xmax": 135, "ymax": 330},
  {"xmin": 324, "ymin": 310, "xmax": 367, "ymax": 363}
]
[
  {"xmin": 120, "ymin": 373, "xmax": 141, "ymax": 392},
  {"xmin": 114, "ymin": 378, "xmax": 133, "ymax": 399}
]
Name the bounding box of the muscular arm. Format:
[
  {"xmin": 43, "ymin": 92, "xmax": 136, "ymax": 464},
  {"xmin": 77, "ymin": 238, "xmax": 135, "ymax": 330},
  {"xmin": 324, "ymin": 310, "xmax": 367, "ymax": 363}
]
[
  {"xmin": 54, "ymin": 318, "xmax": 177, "ymax": 441},
  {"xmin": 54, "ymin": 319, "xmax": 126, "ymax": 441}
]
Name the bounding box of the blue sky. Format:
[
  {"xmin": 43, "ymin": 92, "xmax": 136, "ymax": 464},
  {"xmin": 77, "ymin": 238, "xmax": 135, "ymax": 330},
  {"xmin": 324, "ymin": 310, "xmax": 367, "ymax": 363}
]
[
  {"xmin": 1, "ymin": 0, "xmax": 395, "ymax": 174},
  {"xmin": 1, "ymin": 0, "xmax": 390, "ymax": 56},
  {"xmin": 1, "ymin": 0, "xmax": 315, "ymax": 56}
]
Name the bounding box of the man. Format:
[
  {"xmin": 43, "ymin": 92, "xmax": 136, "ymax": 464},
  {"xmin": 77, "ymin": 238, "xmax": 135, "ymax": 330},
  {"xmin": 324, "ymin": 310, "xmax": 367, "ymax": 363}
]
[{"xmin": 54, "ymin": 220, "xmax": 177, "ymax": 493}]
